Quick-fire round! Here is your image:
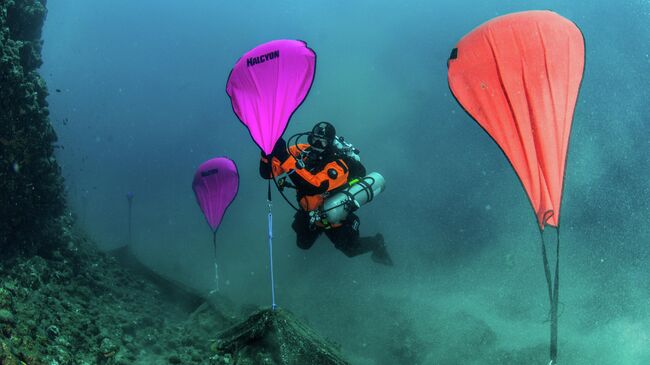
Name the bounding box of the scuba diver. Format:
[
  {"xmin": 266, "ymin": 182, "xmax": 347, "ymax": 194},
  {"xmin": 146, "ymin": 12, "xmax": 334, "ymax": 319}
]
[{"xmin": 259, "ymin": 121, "xmax": 393, "ymax": 266}]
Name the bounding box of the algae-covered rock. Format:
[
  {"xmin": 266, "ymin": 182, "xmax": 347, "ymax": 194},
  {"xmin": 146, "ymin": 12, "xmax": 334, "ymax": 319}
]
[
  {"xmin": 99, "ymin": 337, "xmax": 119, "ymax": 360},
  {"xmin": 5, "ymin": 0, "xmax": 47, "ymax": 41},
  {"xmin": 213, "ymin": 308, "xmax": 349, "ymax": 365},
  {"xmin": 0, "ymin": 339, "xmax": 22, "ymax": 365},
  {"xmin": 0, "ymin": 287, "xmax": 13, "ymax": 310},
  {"xmin": 0, "ymin": 309, "xmax": 14, "ymax": 324},
  {"xmin": 1, "ymin": 0, "xmax": 65, "ymax": 256},
  {"xmin": 0, "ymin": 224, "xmax": 244, "ymax": 364}
]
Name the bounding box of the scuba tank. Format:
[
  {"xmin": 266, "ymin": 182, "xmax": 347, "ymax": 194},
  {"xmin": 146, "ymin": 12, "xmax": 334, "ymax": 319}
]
[
  {"xmin": 319, "ymin": 172, "xmax": 385, "ymax": 225},
  {"xmin": 333, "ymin": 136, "xmax": 360, "ymax": 162}
]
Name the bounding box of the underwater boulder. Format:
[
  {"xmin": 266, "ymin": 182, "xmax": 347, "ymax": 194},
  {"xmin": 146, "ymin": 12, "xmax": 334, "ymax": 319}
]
[{"xmin": 212, "ymin": 308, "xmax": 349, "ymax": 365}]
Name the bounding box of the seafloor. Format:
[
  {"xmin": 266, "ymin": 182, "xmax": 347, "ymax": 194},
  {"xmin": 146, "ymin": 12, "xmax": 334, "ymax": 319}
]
[{"xmin": 0, "ymin": 218, "xmax": 349, "ymax": 364}]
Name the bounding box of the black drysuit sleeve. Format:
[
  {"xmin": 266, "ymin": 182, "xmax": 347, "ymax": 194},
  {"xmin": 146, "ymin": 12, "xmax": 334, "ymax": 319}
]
[{"xmin": 342, "ymin": 156, "xmax": 366, "ymax": 179}]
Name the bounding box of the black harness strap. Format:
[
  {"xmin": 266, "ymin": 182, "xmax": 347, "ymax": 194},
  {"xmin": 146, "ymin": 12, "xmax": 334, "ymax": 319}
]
[
  {"xmin": 551, "ymin": 228, "xmax": 560, "ymax": 364},
  {"xmin": 355, "ymin": 178, "xmax": 374, "ymax": 203},
  {"xmin": 540, "ymin": 230, "xmax": 554, "ymax": 305},
  {"xmin": 334, "ymin": 159, "xmax": 348, "ymax": 173},
  {"xmin": 212, "ymin": 230, "xmax": 218, "ymax": 261},
  {"xmin": 540, "ymin": 226, "xmax": 561, "ymax": 365}
]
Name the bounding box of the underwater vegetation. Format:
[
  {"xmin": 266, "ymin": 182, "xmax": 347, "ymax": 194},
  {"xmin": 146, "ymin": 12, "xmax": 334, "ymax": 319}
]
[
  {"xmin": 0, "ymin": 0, "xmax": 65, "ymax": 256},
  {"xmin": 0, "ymin": 220, "xmax": 242, "ymax": 364}
]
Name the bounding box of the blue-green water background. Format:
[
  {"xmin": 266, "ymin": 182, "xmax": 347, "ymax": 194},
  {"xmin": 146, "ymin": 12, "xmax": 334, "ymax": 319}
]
[{"xmin": 42, "ymin": 1, "xmax": 650, "ymax": 364}]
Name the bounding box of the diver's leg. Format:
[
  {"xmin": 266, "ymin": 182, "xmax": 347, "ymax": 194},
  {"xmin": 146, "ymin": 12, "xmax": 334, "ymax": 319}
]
[
  {"xmin": 325, "ymin": 214, "xmax": 393, "ymax": 265},
  {"xmin": 325, "ymin": 214, "xmax": 371, "ymax": 256},
  {"xmin": 292, "ymin": 210, "xmax": 320, "ymax": 250}
]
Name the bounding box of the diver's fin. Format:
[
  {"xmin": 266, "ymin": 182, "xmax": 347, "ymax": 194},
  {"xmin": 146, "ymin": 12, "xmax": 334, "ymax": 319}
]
[{"xmin": 370, "ymin": 234, "xmax": 393, "ymax": 266}]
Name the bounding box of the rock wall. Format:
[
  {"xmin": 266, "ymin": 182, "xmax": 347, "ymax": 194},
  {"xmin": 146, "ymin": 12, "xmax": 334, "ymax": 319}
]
[{"xmin": 0, "ymin": 0, "xmax": 65, "ymax": 255}]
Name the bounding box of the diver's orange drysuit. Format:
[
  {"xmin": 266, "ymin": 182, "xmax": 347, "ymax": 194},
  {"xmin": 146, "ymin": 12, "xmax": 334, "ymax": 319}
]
[{"xmin": 259, "ymin": 139, "xmax": 390, "ymax": 262}]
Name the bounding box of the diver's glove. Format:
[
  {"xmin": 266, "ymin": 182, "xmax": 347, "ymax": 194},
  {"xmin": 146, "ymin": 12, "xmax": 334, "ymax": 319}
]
[{"xmin": 261, "ymin": 138, "xmax": 289, "ymax": 163}]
